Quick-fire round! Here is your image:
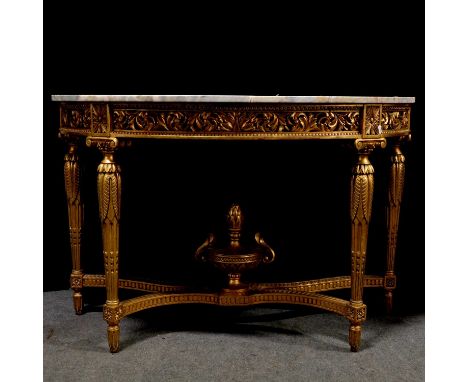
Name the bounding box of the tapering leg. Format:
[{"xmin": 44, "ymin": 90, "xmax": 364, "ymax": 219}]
[
  {"xmin": 348, "ymin": 149, "xmax": 374, "ymax": 352},
  {"xmin": 385, "ymin": 144, "xmax": 405, "ymax": 314},
  {"xmin": 64, "ymin": 143, "xmax": 84, "ymax": 314},
  {"xmin": 97, "ymin": 145, "xmax": 122, "ymax": 353}
]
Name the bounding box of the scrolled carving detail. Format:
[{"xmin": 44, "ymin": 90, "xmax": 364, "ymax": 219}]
[
  {"xmin": 61, "ymin": 105, "xmax": 91, "ymax": 129},
  {"xmin": 112, "ymin": 109, "xmax": 361, "ymax": 133},
  {"xmin": 255, "ymin": 233, "xmax": 276, "ymax": 264},
  {"xmin": 381, "ymin": 108, "xmax": 410, "ymax": 131}
]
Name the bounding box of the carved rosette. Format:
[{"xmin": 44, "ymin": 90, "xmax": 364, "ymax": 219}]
[
  {"xmin": 384, "ymin": 274, "xmax": 397, "ymax": 289},
  {"xmin": 348, "ymin": 304, "xmax": 367, "ymax": 323},
  {"xmin": 103, "ymin": 305, "xmax": 122, "ymax": 325},
  {"xmin": 70, "ymin": 273, "xmax": 83, "ymax": 289},
  {"xmin": 91, "ymin": 104, "xmax": 109, "ymax": 134}
]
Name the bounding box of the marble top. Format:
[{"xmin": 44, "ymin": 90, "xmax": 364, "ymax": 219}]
[{"xmin": 51, "ymin": 95, "xmax": 415, "ymax": 104}]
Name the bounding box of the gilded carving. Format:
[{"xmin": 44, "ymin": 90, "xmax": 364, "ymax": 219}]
[
  {"xmin": 57, "ymin": 98, "xmax": 413, "ymax": 353},
  {"xmin": 61, "ymin": 104, "xmax": 91, "ymax": 129},
  {"xmin": 112, "ymin": 109, "xmax": 361, "ymax": 133},
  {"xmin": 385, "ymin": 144, "xmax": 406, "ymax": 313},
  {"xmin": 64, "ymin": 143, "xmax": 83, "ymax": 314},
  {"xmin": 251, "ymin": 275, "xmax": 383, "ymax": 293},
  {"xmin": 120, "ymin": 292, "xmax": 350, "ymax": 318},
  {"xmin": 354, "ymin": 138, "xmax": 387, "ymax": 151},
  {"xmin": 384, "ymin": 275, "xmax": 397, "ymax": 289},
  {"xmin": 70, "ymin": 273, "xmax": 83, "ymax": 289},
  {"xmin": 86, "ymin": 137, "xmax": 118, "ymax": 152},
  {"xmin": 97, "ymin": 163, "xmax": 121, "ymax": 223},
  {"xmin": 351, "ymin": 158, "xmax": 375, "ymax": 225},
  {"xmin": 348, "ymin": 304, "xmax": 367, "ymax": 323},
  {"xmin": 382, "ymin": 108, "xmax": 410, "ymax": 131},
  {"xmin": 364, "ymin": 105, "xmax": 382, "ymax": 135},
  {"xmin": 103, "ymin": 305, "xmax": 122, "ymax": 325},
  {"xmin": 91, "ymin": 104, "xmax": 109, "ymax": 133},
  {"xmin": 349, "ymin": 149, "xmax": 375, "ymax": 351}
]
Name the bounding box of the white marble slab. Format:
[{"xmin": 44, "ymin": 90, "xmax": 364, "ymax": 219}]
[{"xmin": 51, "ymin": 95, "xmax": 415, "ymax": 104}]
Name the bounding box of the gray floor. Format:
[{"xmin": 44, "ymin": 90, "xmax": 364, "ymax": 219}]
[{"xmin": 44, "ymin": 290, "xmax": 424, "ymax": 382}]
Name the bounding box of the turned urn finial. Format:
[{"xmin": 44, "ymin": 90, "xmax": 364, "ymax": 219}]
[
  {"xmin": 228, "ymin": 204, "xmax": 242, "ymax": 247},
  {"xmin": 195, "ymin": 204, "xmax": 276, "ymax": 295}
]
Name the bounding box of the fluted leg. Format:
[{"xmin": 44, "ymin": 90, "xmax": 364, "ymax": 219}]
[
  {"xmin": 385, "ymin": 144, "xmax": 405, "ymax": 314},
  {"xmin": 348, "ymin": 148, "xmax": 375, "ymax": 352},
  {"xmin": 64, "ymin": 143, "xmax": 84, "ymax": 314},
  {"xmin": 97, "ymin": 144, "xmax": 122, "ymax": 353}
]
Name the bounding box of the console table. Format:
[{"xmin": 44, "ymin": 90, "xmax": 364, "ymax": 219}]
[{"xmin": 53, "ymin": 95, "xmax": 414, "ymax": 353}]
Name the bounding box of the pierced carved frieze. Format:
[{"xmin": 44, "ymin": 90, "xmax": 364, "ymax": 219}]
[
  {"xmin": 112, "ymin": 109, "xmax": 362, "ymax": 134},
  {"xmin": 61, "ymin": 104, "xmax": 91, "ymax": 130},
  {"xmin": 382, "ymin": 107, "xmax": 410, "ymax": 131}
]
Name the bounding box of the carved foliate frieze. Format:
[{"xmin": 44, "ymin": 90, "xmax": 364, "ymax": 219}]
[
  {"xmin": 61, "ymin": 104, "xmax": 91, "ymax": 130},
  {"xmin": 354, "ymin": 138, "xmax": 387, "ymax": 152},
  {"xmin": 112, "ymin": 109, "xmax": 362, "ymax": 133},
  {"xmin": 382, "ymin": 106, "xmax": 410, "ymax": 131}
]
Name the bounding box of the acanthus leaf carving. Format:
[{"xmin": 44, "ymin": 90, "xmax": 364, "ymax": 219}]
[{"xmin": 112, "ymin": 109, "xmax": 362, "ymax": 133}]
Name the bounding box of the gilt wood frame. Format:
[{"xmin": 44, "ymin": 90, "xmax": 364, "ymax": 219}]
[{"xmin": 55, "ymin": 95, "xmax": 414, "ymax": 353}]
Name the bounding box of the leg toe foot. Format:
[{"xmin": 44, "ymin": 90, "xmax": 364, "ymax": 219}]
[
  {"xmin": 349, "ymin": 324, "xmax": 361, "ymax": 352},
  {"xmin": 108, "ymin": 325, "xmax": 120, "ymax": 353}
]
